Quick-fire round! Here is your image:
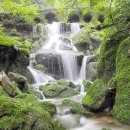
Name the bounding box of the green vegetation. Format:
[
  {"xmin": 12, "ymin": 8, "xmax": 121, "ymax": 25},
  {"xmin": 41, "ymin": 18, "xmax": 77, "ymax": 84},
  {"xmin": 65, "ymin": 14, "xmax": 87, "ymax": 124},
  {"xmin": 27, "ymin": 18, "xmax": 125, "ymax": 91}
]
[
  {"xmin": 62, "ymin": 99, "xmax": 94, "ymax": 117},
  {"xmin": 0, "ymin": 95, "xmax": 57, "ymax": 130},
  {"xmin": 112, "ymin": 37, "xmax": 130, "ymax": 125},
  {"xmin": 39, "ymin": 80, "xmax": 79, "ymax": 98}
]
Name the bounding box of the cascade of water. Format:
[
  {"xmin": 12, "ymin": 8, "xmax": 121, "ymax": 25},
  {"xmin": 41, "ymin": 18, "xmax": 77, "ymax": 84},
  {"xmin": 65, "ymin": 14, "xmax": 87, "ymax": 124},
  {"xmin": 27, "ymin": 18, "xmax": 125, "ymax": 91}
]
[
  {"xmin": 79, "ymin": 50, "xmax": 90, "ymax": 80},
  {"xmin": 28, "ymin": 54, "xmax": 54, "ymax": 84},
  {"xmin": 60, "ymin": 54, "xmax": 79, "ymax": 81},
  {"xmin": 29, "ymin": 22, "xmax": 81, "ymax": 86}
]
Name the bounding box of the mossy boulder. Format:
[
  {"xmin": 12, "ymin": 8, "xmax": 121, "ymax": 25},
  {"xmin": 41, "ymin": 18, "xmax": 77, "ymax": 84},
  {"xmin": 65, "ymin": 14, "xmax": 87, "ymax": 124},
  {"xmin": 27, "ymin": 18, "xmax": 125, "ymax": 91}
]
[
  {"xmin": 72, "ymin": 27, "xmax": 100, "ymax": 52},
  {"xmin": 39, "ymin": 80, "xmax": 79, "ymax": 98},
  {"xmin": 0, "ymin": 94, "xmax": 66, "ymax": 130},
  {"xmin": 82, "ymin": 79, "xmax": 116, "ymax": 112},
  {"xmin": 97, "ymin": 32, "xmax": 127, "ymax": 82},
  {"xmin": 83, "ymin": 80, "xmax": 93, "ymax": 91},
  {"xmin": 52, "ymin": 120, "xmax": 67, "ymax": 130},
  {"xmin": 62, "ymin": 99, "xmax": 94, "ymax": 117},
  {"xmin": 112, "ymin": 37, "xmax": 130, "ymax": 125},
  {"xmin": 8, "ymin": 72, "xmax": 30, "ymax": 93},
  {"xmin": 0, "ymin": 71, "xmax": 22, "ymax": 97},
  {"xmin": 82, "ymin": 79, "xmax": 105, "ymax": 109}
]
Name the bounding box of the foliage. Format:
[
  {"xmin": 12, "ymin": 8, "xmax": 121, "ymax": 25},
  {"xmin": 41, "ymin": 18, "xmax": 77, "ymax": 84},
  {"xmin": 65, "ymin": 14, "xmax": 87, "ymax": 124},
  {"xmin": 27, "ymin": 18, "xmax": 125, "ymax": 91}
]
[{"xmin": 0, "ymin": 0, "xmax": 39, "ymax": 23}]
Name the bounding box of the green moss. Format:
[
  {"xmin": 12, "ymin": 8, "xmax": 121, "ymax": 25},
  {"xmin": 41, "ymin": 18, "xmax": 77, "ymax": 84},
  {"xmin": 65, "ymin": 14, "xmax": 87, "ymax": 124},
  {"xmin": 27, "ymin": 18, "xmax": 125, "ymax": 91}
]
[
  {"xmin": 62, "ymin": 99, "xmax": 94, "ymax": 117},
  {"xmin": 72, "ymin": 27, "xmax": 92, "ymax": 46},
  {"xmin": 39, "ymin": 80, "xmax": 79, "ymax": 98},
  {"xmin": 97, "ymin": 31, "xmax": 127, "ymax": 82},
  {"xmin": 112, "ymin": 37, "xmax": 130, "ymax": 125},
  {"xmin": 82, "ymin": 79, "xmax": 107, "ymax": 109},
  {"xmin": 0, "ymin": 94, "xmax": 60, "ymax": 130},
  {"xmin": 52, "ymin": 120, "xmax": 67, "ymax": 130},
  {"xmin": 14, "ymin": 93, "xmax": 56, "ymax": 116}
]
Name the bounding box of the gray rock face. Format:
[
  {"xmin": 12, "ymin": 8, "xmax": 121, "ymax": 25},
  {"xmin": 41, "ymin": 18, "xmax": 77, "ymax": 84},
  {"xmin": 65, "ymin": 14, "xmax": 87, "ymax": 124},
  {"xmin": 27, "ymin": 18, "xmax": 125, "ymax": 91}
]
[
  {"xmin": 35, "ymin": 53, "xmax": 64, "ymax": 79},
  {"xmin": 0, "ymin": 46, "xmax": 29, "ymax": 77},
  {"xmin": 0, "ymin": 71, "xmax": 22, "ymax": 97},
  {"xmin": 86, "ymin": 62, "xmax": 98, "ymax": 81},
  {"xmin": 8, "ymin": 72, "xmax": 29, "ymax": 93},
  {"xmin": 35, "ymin": 52, "xmax": 83, "ymax": 79}
]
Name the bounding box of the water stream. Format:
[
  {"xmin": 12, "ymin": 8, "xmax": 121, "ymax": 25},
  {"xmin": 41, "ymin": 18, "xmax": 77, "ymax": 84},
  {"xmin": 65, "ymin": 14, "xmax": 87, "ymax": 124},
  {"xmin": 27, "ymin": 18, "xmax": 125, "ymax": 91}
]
[{"xmin": 28, "ymin": 22, "xmax": 130, "ymax": 130}]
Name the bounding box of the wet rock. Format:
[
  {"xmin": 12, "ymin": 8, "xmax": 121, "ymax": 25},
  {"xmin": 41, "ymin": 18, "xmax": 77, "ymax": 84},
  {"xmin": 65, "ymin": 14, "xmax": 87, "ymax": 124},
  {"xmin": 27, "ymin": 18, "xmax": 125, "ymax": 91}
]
[
  {"xmin": 35, "ymin": 53, "xmax": 64, "ymax": 78},
  {"xmin": 82, "ymin": 79, "xmax": 116, "ymax": 113},
  {"xmin": 8, "ymin": 72, "xmax": 30, "ymax": 93},
  {"xmin": 68, "ymin": 13, "xmax": 80, "ymax": 23},
  {"xmin": 39, "ymin": 80, "xmax": 79, "ymax": 98},
  {"xmin": 0, "ymin": 71, "xmax": 22, "ymax": 97},
  {"xmin": 52, "ymin": 120, "xmax": 67, "ymax": 130},
  {"xmin": 35, "ymin": 52, "xmax": 82, "ymax": 79},
  {"xmin": 86, "ymin": 62, "xmax": 98, "ymax": 81},
  {"xmin": 83, "ymin": 80, "xmax": 93, "ymax": 91},
  {"xmin": 0, "ymin": 45, "xmax": 29, "ymax": 77},
  {"xmin": 62, "ymin": 99, "xmax": 94, "ymax": 117}
]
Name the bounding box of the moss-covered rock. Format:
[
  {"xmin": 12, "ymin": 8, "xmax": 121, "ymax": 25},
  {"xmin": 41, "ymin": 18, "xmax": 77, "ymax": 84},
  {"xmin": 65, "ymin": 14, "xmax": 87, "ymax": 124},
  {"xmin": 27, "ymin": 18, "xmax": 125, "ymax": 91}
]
[
  {"xmin": 112, "ymin": 37, "xmax": 130, "ymax": 125},
  {"xmin": 97, "ymin": 32, "xmax": 127, "ymax": 82},
  {"xmin": 0, "ymin": 71, "xmax": 22, "ymax": 97},
  {"xmin": 72, "ymin": 27, "xmax": 100, "ymax": 52},
  {"xmin": 8, "ymin": 72, "xmax": 30, "ymax": 93},
  {"xmin": 82, "ymin": 79, "xmax": 116, "ymax": 112},
  {"xmin": 82, "ymin": 79, "xmax": 105, "ymax": 109},
  {"xmin": 0, "ymin": 93, "xmax": 63, "ymax": 130},
  {"xmin": 39, "ymin": 80, "xmax": 79, "ymax": 98},
  {"xmin": 62, "ymin": 99, "xmax": 94, "ymax": 117},
  {"xmin": 52, "ymin": 120, "xmax": 67, "ymax": 130},
  {"xmin": 83, "ymin": 80, "xmax": 93, "ymax": 91}
]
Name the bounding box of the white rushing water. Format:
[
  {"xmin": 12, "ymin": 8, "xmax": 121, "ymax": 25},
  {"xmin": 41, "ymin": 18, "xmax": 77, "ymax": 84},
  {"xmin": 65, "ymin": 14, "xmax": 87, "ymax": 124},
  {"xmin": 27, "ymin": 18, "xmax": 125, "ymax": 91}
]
[
  {"xmin": 79, "ymin": 50, "xmax": 90, "ymax": 80},
  {"xmin": 27, "ymin": 22, "xmax": 130, "ymax": 130}
]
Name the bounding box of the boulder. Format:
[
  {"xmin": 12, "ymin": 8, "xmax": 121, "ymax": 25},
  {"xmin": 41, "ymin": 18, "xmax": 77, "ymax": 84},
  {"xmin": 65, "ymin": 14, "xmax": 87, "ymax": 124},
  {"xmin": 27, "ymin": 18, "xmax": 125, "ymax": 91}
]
[
  {"xmin": 0, "ymin": 94, "xmax": 66, "ymax": 130},
  {"xmin": 62, "ymin": 99, "xmax": 94, "ymax": 117},
  {"xmin": 39, "ymin": 80, "xmax": 79, "ymax": 98},
  {"xmin": 8, "ymin": 72, "xmax": 30, "ymax": 93},
  {"xmin": 82, "ymin": 79, "xmax": 116, "ymax": 113},
  {"xmin": 72, "ymin": 27, "xmax": 100, "ymax": 52},
  {"xmin": 0, "ymin": 71, "xmax": 22, "ymax": 97},
  {"xmin": 83, "ymin": 80, "xmax": 93, "ymax": 91}
]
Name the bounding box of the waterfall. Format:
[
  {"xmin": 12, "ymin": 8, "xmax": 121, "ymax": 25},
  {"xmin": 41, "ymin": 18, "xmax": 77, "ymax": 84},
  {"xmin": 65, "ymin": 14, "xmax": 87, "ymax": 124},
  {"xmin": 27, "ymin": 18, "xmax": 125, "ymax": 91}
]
[
  {"xmin": 60, "ymin": 54, "xmax": 78, "ymax": 81},
  {"xmin": 79, "ymin": 50, "xmax": 90, "ymax": 80},
  {"xmin": 29, "ymin": 22, "xmax": 81, "ymax": 84}
]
